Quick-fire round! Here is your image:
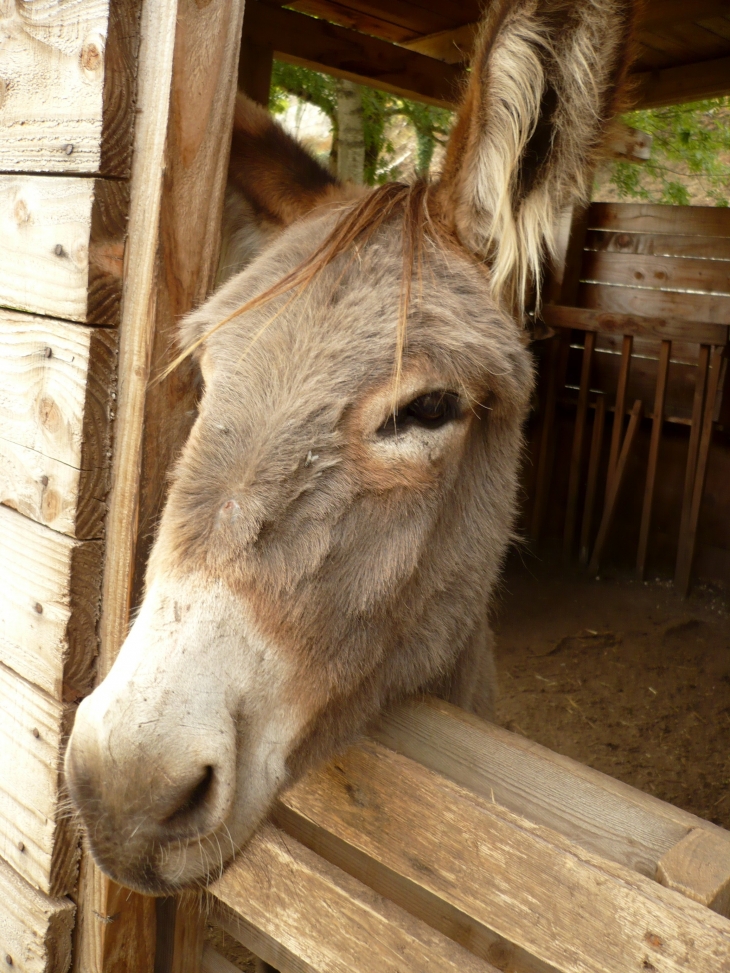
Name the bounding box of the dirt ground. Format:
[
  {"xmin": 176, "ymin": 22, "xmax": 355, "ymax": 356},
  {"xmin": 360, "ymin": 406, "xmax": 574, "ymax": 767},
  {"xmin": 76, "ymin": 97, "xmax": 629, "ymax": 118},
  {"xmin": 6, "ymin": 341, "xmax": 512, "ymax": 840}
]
[
  {"xmin": 493, "ymin": 550, "xmax": 730, "ymax": 829},
  {"xmin": 207, "ymin": 551, "xmax": 730, "ymax": 967}
]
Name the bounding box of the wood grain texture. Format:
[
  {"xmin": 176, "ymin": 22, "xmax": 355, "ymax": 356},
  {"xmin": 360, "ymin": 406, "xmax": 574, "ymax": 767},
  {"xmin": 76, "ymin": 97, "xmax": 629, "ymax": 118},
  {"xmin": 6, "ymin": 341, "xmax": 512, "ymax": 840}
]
[
  {"xmin": 0, "ymin": 176, "xmax": 129, "ymax": 324},
  {"xmin": 657, "ymin": 828, "xmax": 730, "ymax": 917},
  {"xmin": 563, "ymin": 330, "xmax": 595, "ymax": 559},
  {"xmin": 0, "ymin": 313, "xmax": 116, "ymax": 539},
  {"xmin": 0, "ymin": 0, "xmax": 141, "ymax": 175},
  {"xmin": 211, "ymin": 824, "xmax": 497, "ymax": 973},
  {"xmin": 244, "ymin": 0, "xmax": 466, "ymax": 108},
  {"xmin": 0, "ymin": 506, "xmax": 102, "ymax": 700},
  {"xmin": 637, "ymin": 338, "xmax": 671, "ymax": 578},
  {"xmin": 541, "ymin": 304, "xmax": 728, "ymax": 347},
  {"xmin": 634, "ymin": 54, "xmax": 730, "ymax": 108},
  {"xmin": 583, "ymin": 250, "xmax": 730, "ymax": 295},
  {"xmin": 579, "ymin": 281, "xmax": 730, "ymax": 326},
  {"xmin": 201, "ymin": 946, "xmax": 239, "ymax": 973},
  {"xmin": 0, "ymin": 858, "xmax": 74, "ymax": 973},
  {"xmin": 579, "ymin": 393, "xmax": 606, "ymax": 565},
  {"xmin": 372, "ymin": 698, "xmax": 727, "ymax": 879},
  {"xmin": 584, "ymin": 229, "xmax": 730, "ymax": 261},
  {"xmin": 75, "ymin": 0, "xmax": 246, "ymax": 969},
  {"xmin": 275, "ymin": 739, "xmax": 730, "ymax": 973},
  {"xmin": 589, "ymin": 203, "xmax": 730, "ymax": 238},
  {"xmin": 0, "ymin": 661, "xmax": 79, "ymax": 899}
]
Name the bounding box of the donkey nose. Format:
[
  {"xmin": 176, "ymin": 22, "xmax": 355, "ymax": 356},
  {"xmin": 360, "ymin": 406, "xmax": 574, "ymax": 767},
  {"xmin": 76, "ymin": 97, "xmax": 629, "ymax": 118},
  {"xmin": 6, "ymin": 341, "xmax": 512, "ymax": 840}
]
[{"xmin": 158, "ymin": 764, "xmax": 217, "ymax": 833}]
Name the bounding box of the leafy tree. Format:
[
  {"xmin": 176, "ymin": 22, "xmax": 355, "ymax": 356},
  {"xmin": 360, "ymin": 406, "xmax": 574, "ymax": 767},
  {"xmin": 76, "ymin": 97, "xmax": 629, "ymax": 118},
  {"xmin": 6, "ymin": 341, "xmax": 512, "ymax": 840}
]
[
  {"xmin": 269, "ymin": 62, "xmax": 452, "ymax": 183},
  {"xmin": 605, "ymin": 98, "xmax": 730, "ymax": 207}
]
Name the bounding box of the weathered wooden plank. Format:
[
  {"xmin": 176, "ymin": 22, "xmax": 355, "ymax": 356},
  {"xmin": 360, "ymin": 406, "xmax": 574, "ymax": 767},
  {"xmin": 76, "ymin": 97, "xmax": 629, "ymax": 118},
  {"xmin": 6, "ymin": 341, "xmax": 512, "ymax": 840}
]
[
  {"xmin": 244, "ymin": 0, "xmax": 466, "ymax": 108},
  {"xmin": 583, "ymin": 250, "xmax": 730, "ymax": 295},
  {"xmin": 634, "ymin": 54, "xmax": 730, "ymax": 108},
  {"xmin": 579, "ymin": 282, "xmax": 730, "ymax": 326},
  {"xmin": 541, "ymin": 303, "xmax": 729, "ymax": 345},
  {"xmin": 589, "ymin": 202, "xmax": 730, "ymax": 238},
  {"xmin": 563, "ymin": 330, "xmax": 595, "ymax": 559},
  {"xmin": 0, "ymin": 858, "xmax": 74, "ymax": 973},
  {"xmin": 211, "ymin": 824, "xmax": 497, "ymax": 973},
  {"xmin": 201, "ymin": 946, "xmax": 239, "ymax": 973},
  {"xmin": 0, "ymin": 176, "xmax": 128, "ymax": 324},
  {"xmin": 0, "ymin": 506, "xmax": 101, "ymax": 700},
  {"xmin": 275, "ymin": 740, "xmax": 730, "ymax": 973},
  {"xmin": 637, "ymin": 339, "xmax": 672, "ymax": 579},
  {"xmin": 372, "ymin": 698, "xmax": 728, "ymax": 878},
  {"xmin": 0, "ymin": 0, "xmax": 141, "ymax": 175},
  {"xmin": 584, "ymin": 229, "xmax": 730, "ymax": 261},
  {"xmin": 0, "ymin": 662, "xmax": 78, "ymax": 899},
  {"xmin": 657, "ymin": 828, "xmax": 730, "ymax": 918},
  {"xmin": 0, "ymin": 313, "xmax": 116, "ymax": 539},
  {"xmin": 73, "ymin": 0, "xmax": 247, "ymax": 968}
]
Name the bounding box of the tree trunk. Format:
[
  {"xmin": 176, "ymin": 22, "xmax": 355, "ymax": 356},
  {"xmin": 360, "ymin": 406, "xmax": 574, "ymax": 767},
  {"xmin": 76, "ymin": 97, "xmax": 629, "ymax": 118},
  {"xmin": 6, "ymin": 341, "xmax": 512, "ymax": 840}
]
[{"xmin": 335, "ymin": 79, "xmax": 365, "ymax": 183}]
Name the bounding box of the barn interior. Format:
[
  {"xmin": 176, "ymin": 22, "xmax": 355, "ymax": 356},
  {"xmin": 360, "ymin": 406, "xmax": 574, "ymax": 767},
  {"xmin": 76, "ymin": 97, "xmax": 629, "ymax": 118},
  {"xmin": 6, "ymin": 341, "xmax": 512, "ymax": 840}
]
[{"xmin": 226, "ymin": 0, "xmax": 730, "ymax": 824}]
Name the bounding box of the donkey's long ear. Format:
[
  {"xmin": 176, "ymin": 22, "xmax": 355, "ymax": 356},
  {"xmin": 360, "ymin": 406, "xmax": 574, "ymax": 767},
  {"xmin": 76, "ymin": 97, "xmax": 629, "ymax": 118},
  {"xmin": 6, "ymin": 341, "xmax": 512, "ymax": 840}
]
[
  {"xmin": 436, "ymin": 0, "xmax": 636, "ymax": 314},
  {"xmin": 218, "ymin": 94, "xmax": 342, "ymax": 283}
]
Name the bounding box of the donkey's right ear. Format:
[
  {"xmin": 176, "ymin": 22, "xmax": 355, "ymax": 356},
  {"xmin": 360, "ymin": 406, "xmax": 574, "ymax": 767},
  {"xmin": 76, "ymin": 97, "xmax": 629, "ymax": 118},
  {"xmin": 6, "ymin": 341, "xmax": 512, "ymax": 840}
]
[
  {"xmin": 218, "ymin": 94, "xmax": 342, "ymax": 283},
  {"xmin": 435, "ymin": 0, "xmax": 636, "ymax": 316}
]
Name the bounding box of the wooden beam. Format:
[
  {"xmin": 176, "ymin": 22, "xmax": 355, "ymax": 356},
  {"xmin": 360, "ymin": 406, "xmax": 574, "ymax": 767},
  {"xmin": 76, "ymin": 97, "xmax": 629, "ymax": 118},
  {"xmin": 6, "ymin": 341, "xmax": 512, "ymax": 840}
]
[
  {"xmin": 372, "ymin": 697, "xmax": 726, "ymax": 877},
  {"xmin": 0, "ymin": 0, "xmax": 140, "ymax": 175},
  {"xmin": 634, "ymin": 55, "xmax": 730, "ymax": 109},
  {"xmin": 274, "ymin": 738, "xmax": 730, "ymax": 973},
  {"xmin": 0, "ymin": 857, "xmax": 74, "ymax": 973},
  {"xmin": 244, "ymin": 1, "xmax": 466, "ymax": 108},
  {"xmin": 210, "ymin": 824, "xmax": 497, "ymax": 973},
  {"xmin": 656, "ymin": 828, "xmax": 730, "ymax": 918}
]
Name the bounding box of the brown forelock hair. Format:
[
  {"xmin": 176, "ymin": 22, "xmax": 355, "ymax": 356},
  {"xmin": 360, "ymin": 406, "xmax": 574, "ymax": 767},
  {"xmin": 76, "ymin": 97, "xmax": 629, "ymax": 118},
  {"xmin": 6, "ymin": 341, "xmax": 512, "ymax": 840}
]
[{"xmin": 160, "ymin": 181, "xmax": 473, "ymax": 402}]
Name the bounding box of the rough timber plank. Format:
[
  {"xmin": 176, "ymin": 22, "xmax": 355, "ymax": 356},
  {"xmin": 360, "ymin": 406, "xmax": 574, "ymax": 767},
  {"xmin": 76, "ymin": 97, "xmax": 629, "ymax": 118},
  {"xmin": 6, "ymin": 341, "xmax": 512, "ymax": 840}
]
[
  {"xmin": 540, "ymin": 304, "xmax": 729, "ymax": 346},
  {"xmin": 589, "ymin": 203, "xmax": 730, "ymax": 238},
  {"xmin": 73, "ymin": 0, "xmax": 247, "ymax": 968},
  {"xmin": 584, "ymin": 229, "xmax": 730, "ymax": 261},
  {"xmin": 210, "ymin": 824, "xmax": 497, "ymax": 973},
  {"xmin": 0, "ymin": 662, "xmax": 78, "ymax": 899},
  {"xmin": 0, "ymin": 0, "xmax": 141, "ymax": 175},
  {"xmin": 583, "ymin": 250, "xmax": 730, "ymax": 295},
  {"xmin": 579, "ymin": 281, "xmax": 730, "ymax": 325},
  {"xmin": 0, "ymin": 506, "xmax": 101, "ymax": 700},
  {"xmin": 634, "ymin": 55, "xmax": 730, "ymax": 108},
  {"xmin": 0, "ymin": 858, "xmax": 74, "ymax": 973},
  {"xmin": 0, "ymin": 176, "xmax": 128, "ymax": 324},
  {"xmin": 244, "ymin": 0, "xmax": 466, "ymax": 108},
  {"xmin": 0, "ymin": 313, "xmax": 116, "ymax": 539},
  {"xmin": 657, "ymin": 828, "xmax": 730, "ymax": 917},
  {"xmin": 373, "ymin": 699, "xmax": 729, "ymax": 879},
  {"xmin": 275, "ymin": 739, "xmax": 730, "ymax": 973}
]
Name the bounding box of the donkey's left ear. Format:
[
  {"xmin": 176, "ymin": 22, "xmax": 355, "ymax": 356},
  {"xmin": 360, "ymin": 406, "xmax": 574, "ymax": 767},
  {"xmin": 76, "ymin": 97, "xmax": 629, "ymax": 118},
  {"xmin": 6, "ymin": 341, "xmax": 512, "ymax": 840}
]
[{"xmin": 436, "ymin": 0, "xmax": 637, "ymax": 314}]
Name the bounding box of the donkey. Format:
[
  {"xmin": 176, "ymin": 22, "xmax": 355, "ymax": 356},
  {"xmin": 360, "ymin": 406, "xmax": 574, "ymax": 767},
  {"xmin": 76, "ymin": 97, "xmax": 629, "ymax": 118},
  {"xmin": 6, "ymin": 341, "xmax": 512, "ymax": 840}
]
[{"xmin": 66, "ymin": 0, "xmax": 635, "ymax": 896}]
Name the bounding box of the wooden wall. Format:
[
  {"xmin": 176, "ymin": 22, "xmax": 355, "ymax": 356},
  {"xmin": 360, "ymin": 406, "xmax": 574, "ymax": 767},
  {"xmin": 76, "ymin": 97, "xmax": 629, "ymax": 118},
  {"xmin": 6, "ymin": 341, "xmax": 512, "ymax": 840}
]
[{"xmin": 0, "ymin": 2, "xmax": 141, "ymax": 971}]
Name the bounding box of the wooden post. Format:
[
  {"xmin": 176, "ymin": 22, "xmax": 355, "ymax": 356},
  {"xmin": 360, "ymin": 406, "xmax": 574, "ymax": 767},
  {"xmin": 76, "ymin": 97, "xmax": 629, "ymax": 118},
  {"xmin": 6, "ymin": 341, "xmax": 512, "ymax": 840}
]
[
  {"xmin": 579, "ymin": 394, "xmax": 606, "ymax": 566},
  {"xmin": 675, "ymin": 344, "xmax": 710, "ymax": 589},
  {"xmin": 607, "ymin": 335, "xmax": 633, "ymax": 481},
  {"xmin": 239, "ymin": 21, "xmax": 274, "ymax": 106},
  {"xmin": 588, "ymin": 399, "xmax": 643, "ymax": 577},
  {"xmin": 72, "ymin": 0, "xmax": 246, "ymax": 970},
  {"xmin": 675, "ymin": 345, "xmax": 725, "ymax": 596},
  {"xmin": 564, "ymin": 330, "xmax": 596, "ymax": 560},
  {"xmin": 637, "ymin": 338, "xmax": 671, "ymax": 579}
]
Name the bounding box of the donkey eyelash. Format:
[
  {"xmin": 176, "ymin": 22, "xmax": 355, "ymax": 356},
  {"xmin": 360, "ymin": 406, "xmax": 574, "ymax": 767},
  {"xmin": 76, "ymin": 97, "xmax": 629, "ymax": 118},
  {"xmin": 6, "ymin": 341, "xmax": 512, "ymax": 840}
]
[{"xmin": 377, "ymin": 390, "xmax": 462, "ymax": 436}]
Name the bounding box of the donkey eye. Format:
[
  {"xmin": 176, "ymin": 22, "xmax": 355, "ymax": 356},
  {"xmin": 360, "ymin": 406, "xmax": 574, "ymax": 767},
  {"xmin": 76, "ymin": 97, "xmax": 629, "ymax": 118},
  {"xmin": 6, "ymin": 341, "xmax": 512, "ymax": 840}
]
[{"xmin": 378, "ymin": 391, "xmax": 460, "ymax": 435}]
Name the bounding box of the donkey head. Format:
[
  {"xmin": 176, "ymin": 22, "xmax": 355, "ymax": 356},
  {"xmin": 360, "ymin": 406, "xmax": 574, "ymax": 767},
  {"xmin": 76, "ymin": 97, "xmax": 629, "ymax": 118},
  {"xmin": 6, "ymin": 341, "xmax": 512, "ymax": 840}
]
[{"xmin": 66, "ymin": 0, "xmax": 634, "ymax": 893}]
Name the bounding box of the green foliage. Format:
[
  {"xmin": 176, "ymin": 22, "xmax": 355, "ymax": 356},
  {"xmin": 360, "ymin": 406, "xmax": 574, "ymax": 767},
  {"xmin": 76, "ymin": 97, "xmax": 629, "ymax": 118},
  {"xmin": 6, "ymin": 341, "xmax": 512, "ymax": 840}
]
[
  {"xmin": 607, "ymin": 98, "xmax": 730, "ymax": 207},
  {"xmin": 269, "ymin": 62, "xmax": 452, "ymax": 183}
]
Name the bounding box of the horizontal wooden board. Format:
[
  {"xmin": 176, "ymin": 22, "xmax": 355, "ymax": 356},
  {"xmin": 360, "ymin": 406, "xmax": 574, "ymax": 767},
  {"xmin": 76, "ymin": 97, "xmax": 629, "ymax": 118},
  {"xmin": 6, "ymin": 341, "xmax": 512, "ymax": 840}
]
[
  {"xmin": 0, "ymin": 176, "xmax": 129, "ymax": 324},
  {"xmin": 634, "ymin": 54, "xmax": 730, "ymax": 109},
  {"xmin": 541, "ymin": 304, "xmax": 729, "ymax": 346},
  {"xmin": 0, "ymin": 0, "xmax": 140, "ymax": 175},
  {"xmin": 373, "ymin": 699, "xmax": 726, "ymax": 878},
  {"xmin": 0, "ymin": 662, "xmax": 79, "ymax": 899},
  {"xmin": 589, "ymin": 203, "xmax": 730, "ymax": 239},
  {"xmin": 578, "ymin": 281, "xmax": 730, "ymax": 326},
  {"xmin": 0, "ymin": 506, "xmax": 102, "ymax": 700},
  {"xmin": 211, "ymin": 824, "xmax": 496, "ymax": 973},
  {"xmin": 0, "ymin": 313, "xmax": 116, "ymax": 538},
  {"xmin": 583, "ymin": 250, "xmax": 730, "ymax": 295},
  {"xmin": 275, "ymin": 739, "xmax": 730, "ymax": 973},
  {"xmin": 585, "ymin": 229, "xmax": 730, "ymax": 261},
  {"xmin": 0, "ymin": 858, "xmax": 74, "ymax": 973},
  {"xmin": 246, "ymin": 1, "xmax": 466, "ymax": 107}
]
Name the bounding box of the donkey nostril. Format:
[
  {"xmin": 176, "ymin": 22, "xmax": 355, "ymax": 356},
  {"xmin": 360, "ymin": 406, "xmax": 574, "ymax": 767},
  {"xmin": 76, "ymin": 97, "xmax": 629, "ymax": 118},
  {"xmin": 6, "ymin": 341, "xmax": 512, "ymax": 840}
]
[{"xmin": 162, "ymin": 765, "xmax": 215, "ymax": 828}]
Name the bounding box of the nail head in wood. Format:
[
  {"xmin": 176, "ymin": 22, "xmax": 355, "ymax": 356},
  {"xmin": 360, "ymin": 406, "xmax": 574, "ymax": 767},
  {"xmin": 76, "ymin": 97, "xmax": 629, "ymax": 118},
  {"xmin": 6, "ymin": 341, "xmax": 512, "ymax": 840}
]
[
  {"xmin": 54, "ymin": 244, "xmax": 64, "ymax": 257},
  {"xmin": 63, "ymin": 144, "xmax": 74, "ymax": 155},
  {"xmin": 41, "ymin": 475, "xmax": 49, "ymax": 487},
  {"xmin": 17, "ymin": 841, "xmax": 24, "ymax": 852},
  {"xmin": 32, "ymin": 727, "xmax": 40, "ymax": 738},
  {"xmin": 44, "ymin": 347, "xmax": 52, "ymax": 358},
  {"xmin": 656, "ymin": 827, "xmax": 730, "ymax": 917},
  {"xmin": 34, "ymin": 602, "xmax": 43, "ymax": 614}
]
